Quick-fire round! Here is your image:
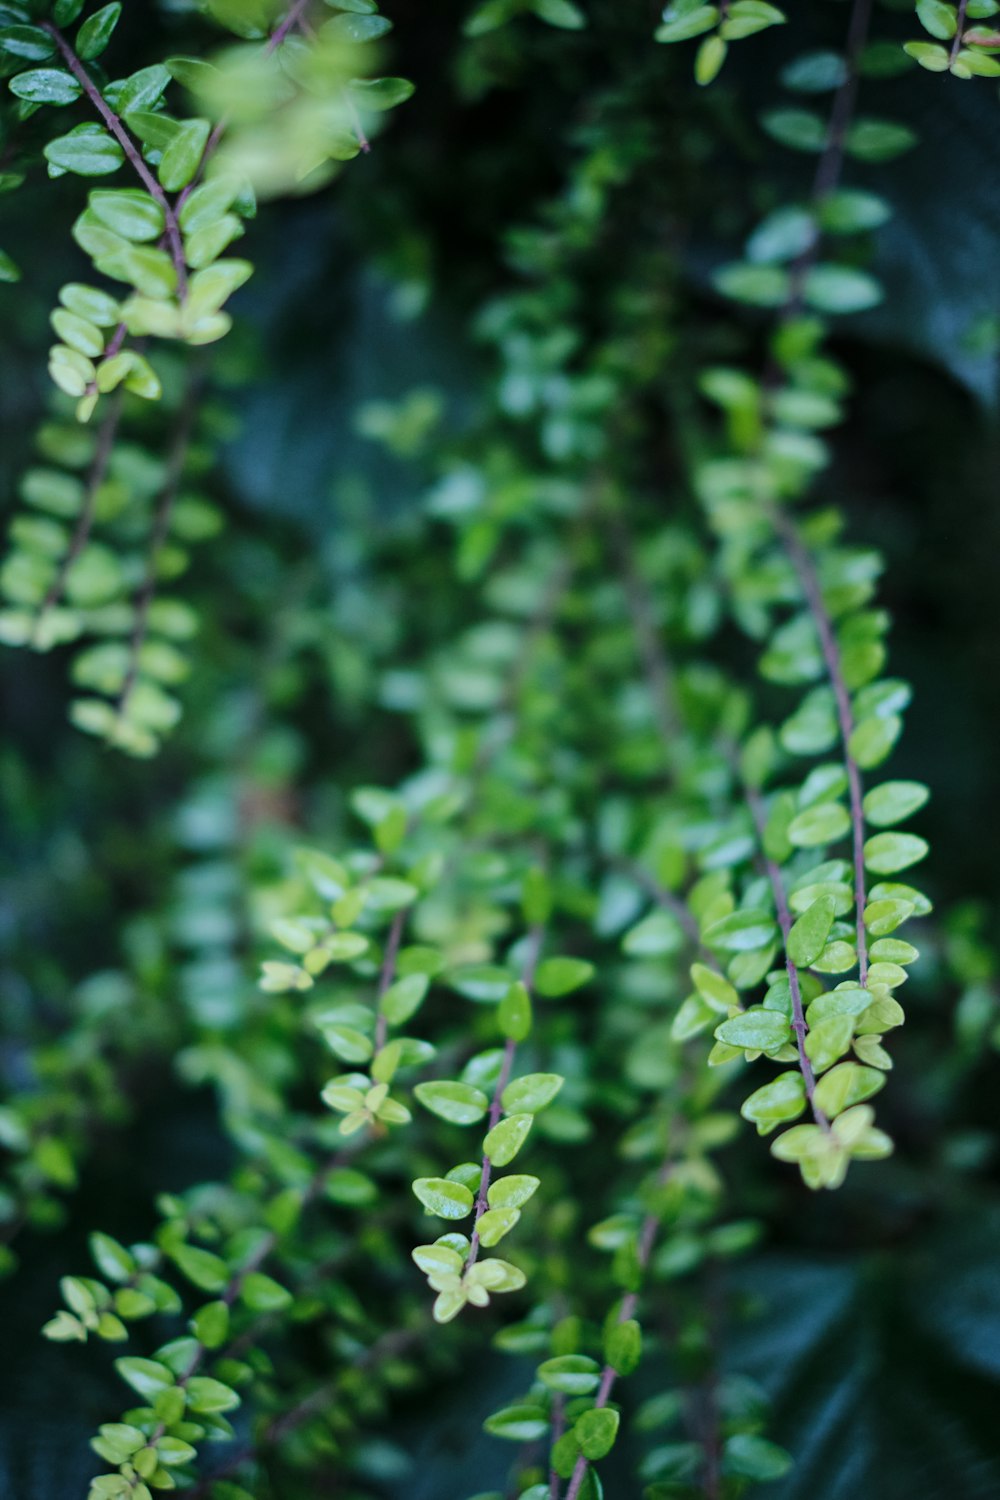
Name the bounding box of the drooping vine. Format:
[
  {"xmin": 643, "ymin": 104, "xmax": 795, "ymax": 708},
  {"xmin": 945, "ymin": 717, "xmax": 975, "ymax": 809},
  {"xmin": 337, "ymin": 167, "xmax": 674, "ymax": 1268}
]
[{"xmin": 0, "ymin": 0, "xmax": 980, "ymax": 1496}]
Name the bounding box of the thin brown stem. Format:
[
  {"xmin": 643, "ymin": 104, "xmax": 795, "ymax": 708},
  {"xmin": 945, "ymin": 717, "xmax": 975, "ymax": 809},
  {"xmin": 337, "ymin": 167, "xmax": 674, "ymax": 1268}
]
[
  {"xmin": 267, "ymin": 0, "xmax": 313, "ymax": 52},
  {"xmin": 373, "ymin": 909, "xmax": 406, "ymax": 1052},
  {"xmin": 771, "ymin": 509, "xmax": 869, "ymax": 987},
  {"xmin": 464, "ymin": 924, "xmax": 544, "ymax": 1271},
  {"xmin": 41, "ymin": 24, "xmax": 188, "ymax": 297},
  {"xmin": 32, "ymin": 394, "xmax": 123, "ymax": 640},
  {"xmin": 612, "ymin": 509, "xmax": 681, "ymax": 751},
  {"xmin": 949, "ymin": 0, "xmax": 970, "ymax": 64},
  {"xmin": 176, "ymin": 118, "xmax": 228, "ymax": 213},
  {"xmin": 778, "ymin": 0, "xmax": 876, "ymax": 322},
  {"xmin": 82, "ymin": 321, "xmax": 128, "ymax": 399},
  {"xmin": 114, "ymin": 378, "xmax": 202, "ymax": 723},
  {"xmin": 744, "ymin": 780, "xmax": 830, "ymax": 1131},
  {"xmin": 562, "ymin": 1162, "xmax": 671, "ymax": 1500}
]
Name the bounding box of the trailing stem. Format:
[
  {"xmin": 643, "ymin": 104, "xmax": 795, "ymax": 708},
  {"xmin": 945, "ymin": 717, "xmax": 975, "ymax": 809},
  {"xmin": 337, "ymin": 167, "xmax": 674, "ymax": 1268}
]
[
  {"xmin": 464, "ymin": 924, "xmax": 544, "ymax": 1272},
  {"xmin": 771, "ymin": 509, "xmax": 869, "ymax": 987},
  {"xmin": 744, "ymin": 779, "xmax": 830, "ymax": 1131},
  {"xmin": 41, "ymin": 23, "xmax": 189, "ymax": 296},
  {"xmin": 32, "ymin": 393, "xmax": 123, "ymax": 640},
  {"xmin": 562, "ymin": 1163, "xmax": 670, "ymax": 1500},
  {"xmin": 114, "ymin": 377, "xmax": 202, "ymax": 725}
]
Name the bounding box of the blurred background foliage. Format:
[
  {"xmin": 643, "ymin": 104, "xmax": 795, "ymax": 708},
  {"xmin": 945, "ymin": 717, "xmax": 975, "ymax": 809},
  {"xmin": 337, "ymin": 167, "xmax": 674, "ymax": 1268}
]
[{"xmin": 2, "ymin": 1, "xmax": 1000, "ymax": 1496}]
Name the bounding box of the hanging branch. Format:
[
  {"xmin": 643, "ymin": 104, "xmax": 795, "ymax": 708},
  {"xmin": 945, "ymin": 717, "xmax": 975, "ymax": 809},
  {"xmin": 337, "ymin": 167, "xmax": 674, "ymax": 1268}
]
[
  {"xmin": 744, "ymin": 778, "xmax": 830, "ymax": 1130},
  {"xmin": 113, "ymin": 374, "xmax": 204, "ymax": 726},
  {"xmin": 464, "ymin": 924, "xmax": 544, "ymax": 1272},
  {"xmin": 41, "ymin": 22, "xmax": 189, "ymax": 295},
  {"xmin": 31, "ymin": 392, "xmax": 123, "ymax": 641}
]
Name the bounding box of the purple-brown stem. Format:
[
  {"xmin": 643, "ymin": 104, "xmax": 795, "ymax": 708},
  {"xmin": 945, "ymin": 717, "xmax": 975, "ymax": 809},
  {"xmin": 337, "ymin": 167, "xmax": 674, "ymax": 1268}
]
[
  {"xmin": 744, "ymin": 781, "xmax": 830, "ymax": 1132},
  {"xmin": 81, "ymin": 320, "xmax": 128, "ymax": 399},
  {"xmin": 41, "ymin": 23, "xmax": 189, "ymax": 297},
  {"xmin": 464, "ymin": 924, "xmax": 544, "ymax": 1271},
  {"xmin": 373, "ymin": 908, "xmax": 406, "ymax": 1052},
  {"xmin": 176, "ymin": 118, "xmax": 228, "ymax": 214},
  {"xmin": 949, "ymin": 0, "xmax": 971, "ymax": 63},
  {"xmin": 778, "ymin": 0, "xmax": 876, "ymax": 322},
  {"xmin": 548, "ymin": 1395, "xmax": 566, "ymax": 1499},
  {"xmin": 114, "ymin": 378, "xmax": 201, "ymax": 723},
  {"xmin": 562, "ymin": 1166, "xmax": 669, "ymax": 1500},
  {"xmin": 32, "ymin": 393, "xmax": 123, "ymax": 639},
  {"xmin": 612, "ymin": 509, "xmax": 681, "ymax": 749},
  {"xmin": 267, "ymin": 0, "xmax": 313, "ymax": 53},
  {"xmin": 772, "ymin": 510, "xmax": 869, "ymax": 988}
]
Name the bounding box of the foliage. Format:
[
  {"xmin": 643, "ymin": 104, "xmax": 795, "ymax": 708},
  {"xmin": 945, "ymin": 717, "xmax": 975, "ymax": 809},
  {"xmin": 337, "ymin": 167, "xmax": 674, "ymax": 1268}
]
[{"xmin": 1, "ymin": 1, "xmax": 999, "ymax": 1498}]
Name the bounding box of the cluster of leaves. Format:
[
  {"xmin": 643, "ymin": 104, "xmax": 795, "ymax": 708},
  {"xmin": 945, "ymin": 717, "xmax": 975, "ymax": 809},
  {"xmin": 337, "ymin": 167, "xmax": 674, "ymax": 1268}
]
[
  {"xmin": 1, "ymin": 0, "xmax": 991, "ymax": 1497},
  {"xmin": 0, "ymin": 0, "xmax": 412, "ymax": 748}
]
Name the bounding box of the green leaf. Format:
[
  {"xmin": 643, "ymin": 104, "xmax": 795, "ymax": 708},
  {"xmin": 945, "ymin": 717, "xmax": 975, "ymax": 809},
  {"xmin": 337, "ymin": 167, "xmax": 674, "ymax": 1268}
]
[
  {"xmin": 575, "ymin": 1406, "xmax": 620, "ymax": 1460},
  {"xmin": 533, "ymin": 956, "xmax": 594, "ymax": 997},
  {"xmin": 414, "ymin": 1080, "xmax": 490, "ymax": 1125},
  {"xmin": 114, "ymin": 1357, "xmax": 175, "ymax": 1398},
  {"xmin": 477, "ymin": 1207, "xmax": 520, "ymax": 1245},
  {"xmin": 695, "ymin": 33, "xmax": 728, "ymax": 84},
  {"xmin": 849, "ymin": 714, "xmax": 902, "ymax": 769},
  {"xmin": 747, "ymin": 206, "xmax": 816, "ymax": 264},
  {"xmin": 863, "ymin": 832, "xmax": 929, "ymax": 875},
  {"xmin": 158, "ymin": 118, "xmax": 211, "ymax": 193},
  {"xmin": 9, "ymin": 67, "xmax": 81, "ymax": 104},
  {"xmin": 788, "ymin": 894, "xmax": 837, "ymax": 968},
  {"xmin": 76, "ymin": 3, "xmax": 122, "ymax": 60},
  {"xmin": 605, "ymin": 1317, "xmax": 642, "ymax": 1376},
  {"xmin": 325, "ymin": 12, "xmax": 392, "ymax": 41},
  {"xmin": 723, "ymin": 1433, "xmax": 793, "ymax": 1481},
  {"xmin": 349, "ymin": 76, "xmax": 416, "ymax": 110},
  {"xmin": 169, "ymin": 1243, "xmax": 229, "ymax": 1293},
  {"xmin": 915, "ymin": 0, "xmax": 958, "ymax": 38},
  {"xmin": 533, "ymin": 0, "xmax": 586, "ymax": 26},
  {"xmin": 412, "ymin": 1177, "xmax": 475, "ymax": 1219},
  {"xmin": 863, "ymin": 780, "xmax": 929, "ymax": 827},
  {"xmin": 89, "ymin": 189, "xmax": 165, "ymax": 242},
  {"xmin": 240, "ymin": 1272, "xmax": 292, "ymax": 1311},
  {"xmin": 538, "ymin": 1354, "xmax": 601, "ymax": 1394},
  {"xmin": 813, "ymin": 1060, "xmax": 885, "ymax": 1117},
  {"xmin": 190, "ymin": 1300, "xmax": 229, "ymax": 1348},
  {"xmin": 379, "ymin": 972, "xmax": 429, "ymax": 1025},
  {"xmin": 781, "ymin": 49, "xmax": 848, "ymax": 92},
  {"xmin": 714, "ymin": 262, "xmax": 791, "ymax": 307},
  {"xmin": 761, "ymin": 107, "xmax": 826, "ymax": 152},
  {"xmin": 448, "ymin": 964, "xmax": 514, "ymax": 1002},
  {"xmin": 805, "ymin": 1014, "xmax": 856, "ymax": 1073},
  {"xmin": 107, "ymin": 64, "xmax": 171, "ymax": 114},
  {"xmin": 654, "ymin": 6, "xmax": 719, "ymax": 43},
  {"xmin": 186, "ymin": 1375, "xmax": 240, "ymax": 1413},
  {"xmin": 45, "ymin": 126, "xmax": 124, "ymax": 177},
  {"xmin": 787, "ymin": 801, "xmax": 851, "ymax": 848},
  {"xmin": 501, "ymin": 1072, "xmax": 563, "ymax": 1114},
  {"xmin": 741, "ymin": 1071, "xmax": 807, "ymax": 1134},
  {"xmin": 703, "ymin": 909, "xmax": 779, "ymax": 952},
  {"xmin": 483, "ymin": 1405, "xmax": 549, "ymax": 1442},
  {"xmin": 818, "ymin": 188, "xmax": 891, "ymax": 235},
  {"xmin": 845, "ymin": 119, "xmax": 918, "ymax": 162},
  {"xmin": 484, "ymin": 1112, "xmax": 533, "ymax": 1165},
  {"xmin": 623, "ymin": 909, "xmax": 685, "ymax": 955},
  {"xmin": 498, "ymin": 980, "xmax": 532, "ymax": 1041},
  {"xmin": 487, "ymin": 1174, "xmax": 539, "ymax": 1209},
  {"xmin": 903, "ymin": 39, "xmax": 951, "ymax": 70},
  {"xmin": 803, "ymin": 263, "xmax": 883, "ymax": 314},
  {"xmin": 89, "ymin": 1232, "xmax": 136, "ymax": 1283},
  {"xmin": 715, "ymin": 1007, "xmax": 791, "ymax": 1051},
  {"xmin": 0, "ymin": 25, "xmax": 56, "ymax": 62}
]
